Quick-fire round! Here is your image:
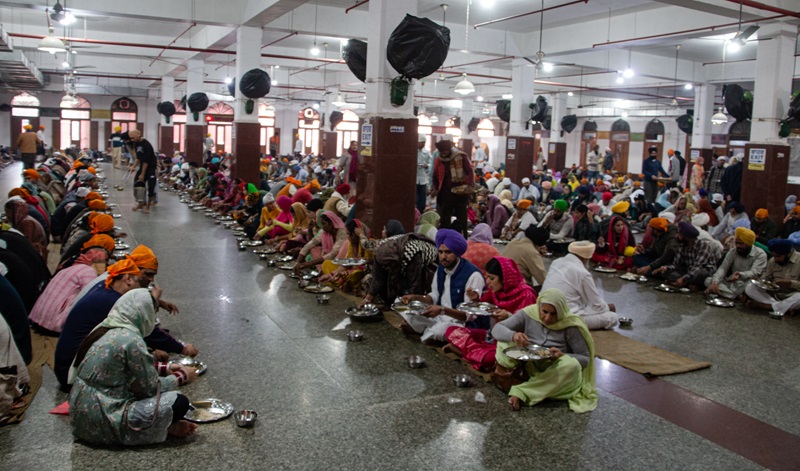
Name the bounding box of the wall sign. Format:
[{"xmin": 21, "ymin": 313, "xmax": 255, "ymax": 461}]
[
  {"xmin": 389, "ymin": 126, "xmax": 404, "ymax": 133},
  {"xmin": 748, "ymin": 148, "xmax": 766, "ymax": 171},
  {"xmin": 548, "ymin": 143, "xmax": 556, "ymax": 154},
  {"xmin": 507, "ymin": 153, "xmax": 515, "ymax": 161},
  {"xmin": 360, "ymin": 124, "xmax": 373, "ymax": 146},
  {"xmin": 508, "ymin": 138, "xmax": 516, "ymax": 150},
  {"xmin": 690, "ymin": 149, "xmax": 700, "ymax": 161}
]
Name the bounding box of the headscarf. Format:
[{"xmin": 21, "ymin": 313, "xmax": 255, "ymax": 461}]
[
  {"xmin": 785, "ymin": 195, "xmax": 797, "ymax": 213},
  {"xmin": 485, "ymin": 257, "xmax": 536, "ymax": 312},
  {"xmin": 82, "ymin": 234, "xmax": 115, "ymax": 252},
  {"xmin": 104, "ymin": 257, "xmax": 141, "ymax": 288},
  {"xmin": 276, "ymin": 195, "xmax": 293, "ymax": 213},
  {"xmin": 434, "ymin": 228, "xmax": 468, "ymax": 257},
  {"xmin": 605, "ymin": 215, "xmax": 630, "ymax": 256},
  {"xmin": 385, "ymin": 219, "xmax": 405, "ymax": 237},
  {"xmin": 5, "ymin": 199, "xmax": 30, "ymax": 229},
  {"xmin": 99, "ymin": 288, "xmax": 157, "ymax": 338},
  {"xmin": 417, "ymin": 211, "xmax": 440, "ymax": 238},
  {"xmin": 291, "ymin": 203, "xmax": 309, "ymax": 231},
  {"xmin": 499, "ymin": 190, "xmax": 514, "ymax": 212},
  {"xmin": 89, "ymin": 213, "xmax": 114, "ymax": 234},
  {"xmin": 522, "ymin": 289, "xmax": 597, "ymax": 413},
  {"xmin": 129, "ymin": 245, "xmax": 159, "ymax": 271},
  {"xmin": 75, "ymin": 248, "xmax": 109, "ymax": 266},
  {"xmin": 735, "ymin": 227, "xmax": 756, "ymax": 246},
  {"xmin": 320, "ymin": 210, "xmax": 345, "ymax": 254},
  {"xmin": 21, "ymin": 182, "xmax": 39, "ymax": 196},
  {"xmin": 696, "ymin": 199, "xmax": 719, "ymax": 226},
  {"xmin": 486, "ymin": 195, "xmax": 501, "ymax": 225},
  {"xmin": 469, "ymin": 223, "xmax": 494, "ymax": 245}
]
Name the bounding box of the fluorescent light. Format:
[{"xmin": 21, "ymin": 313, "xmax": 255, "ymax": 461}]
[
  {"xmin": 542, "ymin": 62, "xmax": 554, "ymax": 72},
  {"xmin": 310, "ymin": 46, "xmax": 320, "ymax": 56},
  {"xmin": 340, "ymin": 38, "xmax": 349, "ymax": 46},
  {"xmin": 476, "ymin": 96, "xmax": 484, "ymax": 102},
  {"xmin": 271, "ymin": 79, "xmax": 278, "ymax": 86},
  {"xmin": 59, "ymin": 12, "xmax": 76, "ymax": 25},
  {"xmin": 62, "ymin": 61, "xmax": 70, "ymax": 68},
  {"xmin": 501, "ymin": 93, "xmax": 512, "ymax": 99},
  {"xmin": 623, "ymin": 68, "xmax": 634, "ymax": 78},
  {"xmin": 621, "ymin": 111, "xmax": 629, "ymax": 118},
  {"xmin": 726, "ymin": 40, "xmax": 740, "ymax": 53},
  {"xmin": 481, "ymin": 0, "xmax": 495, "ymax": 6},
  {"xmin": 568, "ymin": 91, "xmax": 574, "ymax": 96},
  {"xmin": 684, "ymin": 83, "xmax": 693, "ymax": 90},
  {"xmin": 312, "ymin": 103, "xmax": 319, "ymax": 109},
  {"xmin": 616, "ymin": 76, "xmax": 624, "ymax": 84},
  {"xmin": 224, "ymin": 77, "xmax": 232, "ymax": 84}
]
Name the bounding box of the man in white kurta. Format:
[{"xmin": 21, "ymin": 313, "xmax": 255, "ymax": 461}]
[
  {"xmin": 541, "ymin": 241, "xmax": 617, "ymax": 329},
  {"xmin": 744, "ymin": 239, "xmax": 800, "ymax": 314},
  {"xmin": 704, "ymin": 228, "xmax": 767, "ymax": 299}
]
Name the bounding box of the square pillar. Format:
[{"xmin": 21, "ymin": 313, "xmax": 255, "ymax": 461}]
[
  {"xmin": 185, "ymin": 59, "xmax": 206, "ymax": 164},
  {"xmin": 741, "ymin": 143, "xmax": 791, "ymax": 227},
  {"xmin": 504, "ymin": 136, "xmax": 535, "ymax": 183},
  {"xmin": 158, "ymin": 125, "xmax": 174, "ymax": 156},
  {"xmin": 751, "ymin": 23, "xmax": 797, "ymax": 141},
  {"xmin": 232, "ymin": 26, "xmax": 263, "ymax": 183}
]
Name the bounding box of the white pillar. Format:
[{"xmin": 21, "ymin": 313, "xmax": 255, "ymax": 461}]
[
  {"xmin": 363, "ymin": 0, "xmax": 417, "ymax": 118},
  {"xmin": 186, "ymin": 59, "xmax": 205, "ymax": 125},
  {"xmin": 233, "ymin": 26, "xmax": 261, "ymax": 124},
  {"xmin": 160, "ymin": 76, "xmax": 175, "ymax": 126},
  {"xmin": 550, "ymin": 92, "xmax": 566, "ymax": 142},
  {"xmin": 509, "ymin": 59, "xmax": 535, "ymax": 136},
  {"xmin": 751, "ymin": 23, "xmax": 797, "ymax": 142},
  {"xmin": 692, "ymin": 83, "xmax": 713, "ymax": 149}
]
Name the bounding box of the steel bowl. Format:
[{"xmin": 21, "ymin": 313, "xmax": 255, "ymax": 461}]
[
  {"xmin": 238, "ymin": 244, "xmax": 247, "ymax": 251},
  {"xmin": 452, "ymin": 374, "xmax": 472, "ymax": 388},
  {"xmin": 214, "ymin": 220, "xmax": 222, "ymax": 225},
  {"xmin": 769, "ymin": 311, "xmax": 784, "ymax": 320},
  {"xmin": 267, "ymin": 260, "xmax": 277, "ymax": 267},
  {"xmin": 618, "ymin": 317, "xmax": 633, "ymax": 327},
  {"xmin": 638, "ymin": 276, "xmax": 648, "ymax": 282},
  {"xmin": 316, "ymin": 294, "xmax": 330, "ymax": 305},
  {"xmin": 234, "ymin": 410, "xmax": 258, "ymax": 428},
  {"xmin": 258, "ymin": 253, "xmax": 269, "ymax": 261},
  {"xmin": 298, "ymin": 279, "xmax": 310, "ymax": 288},
  {"xmin": 347, "ymin": 330, "xmax": 364, "ymax": 342},
  {"xmin": 236, "ymin": 237, "xmax": 246, "ymax": 242},
  {"xmin": 407, "ymin": 355, "xmax": 426, "ymax": 369}
]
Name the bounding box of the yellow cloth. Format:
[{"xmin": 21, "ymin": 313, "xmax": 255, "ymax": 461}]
[
  {"xmin": 258, "ymin": 205, "xmax": 281, "ymax": 232},
  {"xmin": 611, "ymin": 201, "xmax": 630, "ymax": 214},
  {"xmin": 516, "ymin": 199, "xmax": 532, "ymax": 210},
  {"xmin": 129, "ymin": 244, "xmax": 159, "ymax": 270},
  {"xmin": 735, "ymin": 227, "xmax": 756, "ymax": 246},
  {"xmin": 105, "ymin": 258, "xmax": 141, "ymax": 288},
  {"xmin": 755, "ymin": 208, "xmax": 768, "ymax": 219}
]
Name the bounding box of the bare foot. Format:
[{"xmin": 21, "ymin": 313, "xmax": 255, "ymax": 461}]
[
  {"xmin": 608, "ymin": 303, "xmax": 616, "ymax": 312},
  {"xmin": 508, "ymin": 396, "xmax": 521, "ymax": 412},
  {"xmin": 745, "ymin": 299, "xmax": 771, "ymax": 311},
  {"xmin": 167, "ymin": 420, "xmax": 198, "ymax": 438}
]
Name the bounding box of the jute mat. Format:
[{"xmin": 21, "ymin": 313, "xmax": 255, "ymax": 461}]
[
  {"xmin": 592, "ymin": 330, "xmax": 711, "ymax": 376},
  {"xmin": 1, "ymin": 329, "xmax": 56, "ymax": 426}
]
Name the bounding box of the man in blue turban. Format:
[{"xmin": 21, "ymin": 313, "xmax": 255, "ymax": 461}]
[
  {"xmin": 399, "ymin": 229, "xmax": 485, "ymax": 343},
  {"xmin": 744, "ymin": 238, "xmax": 800, "ymax": 314}
]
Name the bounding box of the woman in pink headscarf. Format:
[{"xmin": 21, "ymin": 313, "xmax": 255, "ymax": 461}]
[
  {"xmin": 591, "ymin": 215, "xmax": 635, "ymax": 269},
  {"xmin": 444, "ymin": 257, "xmax": 536, "ymax": 372},
  {"xmin": 29, "ymin": 248, "xmax": 108, "ymax": 333},
  {"xmin": 295, "ymin": 210, "xmax": 347, "ymax": 273},
  {"xmin": 462, "ymin": 223, "xmax": 501, "ymax": 274},
  {"xmin": 255, "ymin": 195, "xmax": 294, "ymax": 240}
]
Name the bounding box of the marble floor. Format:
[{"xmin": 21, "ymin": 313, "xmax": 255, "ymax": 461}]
[{"xmin": 1, "ymin": 161, "xmax": 799, "ymax": 470}]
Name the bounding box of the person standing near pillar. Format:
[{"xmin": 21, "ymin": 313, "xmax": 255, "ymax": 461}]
[
  {"xmin": 108, "ymin": 126, "xmax": 124, "ymax": 168},
  {"xmin": 642, "ymin": 146, "xmax": 668, "ymax": 204},
  {"xmin": 36, "ymin": 126, "xmax": 47, "ymax": 158},
  {"xmin": 203, "ymin": 134, "xmax": 215, "ymax": 162},
  {"xmin": 416, "ymin": 135, "xmax": 432, "ymax": 213},
  {"xmin": 129, "ymin": 130, "xmax": 158, "ymax": 214},
  {"xmin": 335, "ymin": 141, "xmax": 358, "ymax": 189},
  {"xmin": 586, "ymin": 144, "xmax": 601, "ymax": 181},
  {"xmin": 602, "ymin": 147, "xmax": 614, "ymax": 174},
  {"xmin": 294, "ymin": 134, "xmax": 304, "ymax": 159},
  {"xmin": 431, "ymin": 135, "xmax": 473, "ymax": 235},
  {"xmin": 16, "ymin": 124, "xmax": 41, "ymax": 170}
]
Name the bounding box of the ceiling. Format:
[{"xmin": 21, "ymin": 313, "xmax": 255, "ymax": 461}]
[{"xmin": 0, "ymin": 0, "xmax": 796, "ymax": 113}]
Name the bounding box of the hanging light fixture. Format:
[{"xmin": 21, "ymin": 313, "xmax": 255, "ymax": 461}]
[
  {"xmin": 454, "ymin": 73, "xmax": 475, "ymax": 95},
  {"xmin": 38, "ymin": 27, "xmax": 67, "ymax": 53},
  {"xmin": 332, "ymin": 93, "xmax": 346, "ymax": 107},
  {"xmin": 711, "ymin": 106, "xmax": 728, "ymax": 125},
  {"xmin": 309, "ymin": 0, "xmax": 320, "ymax": 56},
  {"xmin": 430, "ymin": 113, "xmax": 439, "ymax": 123}
]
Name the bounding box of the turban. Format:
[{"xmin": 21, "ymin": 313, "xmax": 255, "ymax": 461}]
[
  {"xmin": 494, "ymin": 173, "xmax": 502, "ymax": 179},
  {"xmin": 633, "ymin": 182, "xmax": 641, "ymax": 188},
  {"xmin": 580, "ymin": 179, "xmax": 588, "ymax": 185},
  {"xmin": 82, "ymin": 234, "xmax": 115, "ymax": 252},
  {"xmin": 484, "ymin": 173, "xmax": 492, "ymax": 179},
  {"xmin": 692, "ymin": 213, "xmax": 710, "ymax": 227},
  {"xmin": 286, "ymin": 177, "xmax": 302, "ymax": 187},
  {"xmin": 524, "ymin": 226, "xmax": 550, "ymax": 246},
  {"xmin": 602, "ymin": 192, "xmax": 613, "ymax": 202},
  {"xmin": 306, "ymin": 199, "xmax": 324, "ymax": 212},
  {"xmin": 76, "ymin": 187, "xmax": 90, "ymax": 198},
  {"xmin": 712, "ymin": 193, "xmax": 724, "ymax": 203},
  {"xmin": 277, "ymin": 195, "xmax": 293, "ymax": 212},
  {"xmin": 88, "ymin": 199, "xmax": 107, "ymax": 210},
  {"xmin": 90, "ymin": 214, "xmax": 114, "ymax": 234},
  {"xmin": 23, "ymin": 124, "xmax": 32, "ymax": 130},
  {"xmin": 661, "ymin": 212, "xmax": 675, "ymax": 224},
  {"xmin": 735, "ymin": 227, "xmax": 756, "ymax": 246},
  {"xmin": 521, "ymin": 178, "xmax": 531, "ymax": 184},
  {"xmin": 616, "ymin": 177, "xmax": 625, "ymax": 184},
  {"xmin": 667, "ymin": 148, "xmax": 674, "ymax": 156},
  {"xmin": 336, "ymin": 183, "xmax": 351, "ymax": 195},
  {"xmin": 7, "ymin": 188, "xmax": 28, "ymax": 198},
  {"xmin": 23, "ymin": 169, "xmax": 40, "ymax": 180},
  {"xmin": 434, "ymin": 228, "xmax": 468, "ymax": 257},
  {"xmin": 262, "ymin": 193, "xmax": 275, "ymax": 205},
  {"xmin": 105, "ymin": 258, "xmax": 141, "ymax": 288},
  {"xmin": 568, "ymin": 241, "xmax": 596, "ymax": 259},
  {"xmin": 677, "ymin": 221, "xmax": 699, "ymax": 238},
  {"xmin": 648, "ymin": 146, "xmax": 658, "ymax": 153},
  {"xmin": 729, "ymin": 202, "xmax": 745, "ymax": 213},
  {"xmin": 85, "ymin": 191, "xmax": 102, "ymax": 201},
  {"xmin": 87, "ymin": 167, "xmax": 97, "ymax": 175},
  {"xmin": 768, "ymin": 239, "xmax": 793, "ymax": 255},
  {"xmin": 648, "ymin": 217, "xmax": 668, "ymax": 232},
  {"xmin": 541, "ymin": 181, "xmax": 552, "ymax": 190},
  {"xmin": 72, "ymin": 161, "xmax": 85, "ymax": 169},
  {"xmin": 502, "ymin": 178, "xmax": 511, "ymax": 186},
  {"xmin": 516, "ymin": 199, "xmax": 532, "ymax": 210},
  {"xmin": 305, "ymin": 179, "xmax": 321, "ymax": 191},
  {"xmin": 611, "ymin": 201, "xmax": 630, "ymax": 214},
  {"xmin": 792, "ymin": 205, "xmax": 800, "ymax": 216},
  {"xmin": 292, "ymin": 188, "xmax": 313, "ymax": 205},
  {"xmin": 129, "ymin": 245, "xmax": 159, "ymax": 271},
  {"xmin": 578, "ymin": 185, "xmax": 590, "ymax": 195},
  {"xmin": 595, "ymin": 179, "xmax": 604, "ymax": 186},
  {"xmin": 247, "ymin": 183, "xmax": 258, "ymax": 194},
  {"xmin": 755, "ymin": 208, "xmax": 769, "ymax": 219},
  {"xmin": 553, "ymin": 200, "xmax": 568, "ymax": 212},
  {"xmin": 699, "ymin": 189, "xmax": 708, "ymax": 197},
  {"xmin": 79, "ymin": 172, "xmax": 95, "ymax": 182}
]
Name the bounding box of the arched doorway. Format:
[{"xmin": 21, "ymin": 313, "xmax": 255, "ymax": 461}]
[
  {"xmin": 106, "ymin": 97, "xmax": 141, "ymax": 152},
  {"xmin": 610, "ymin": 119, "xmax": 630, "ymax": 173},
  {"xmin": 296, "ymin": 107, "xmax": 320, "ymax": 156},
  {"xmin": 59, "ymin": 96, "xmax": 92, "ymax": 150},
  {"xmin": 258, "ymin": 102, "xmax": 277, "ymax": 155},
  {"xmin": 10, "ymin": 93, "xmax": 40, "ymax": 153},
  {"xmin": 580, "ymin": 119, "xmax": 597, "ymax": 168},
  {"xmin": 643, "ymin": 118, "xmax": 665, "ymax": 162},
  {"xmin": 172, "ymin": 99, "xmax": 186, "ymax": 152},
  {"xmin": 206, "ymin": 102, "xmax": 234, "ymax": 153},
  {"xmin": 728, "ymin": 121, "xmax": 750, "ymax": 157}
]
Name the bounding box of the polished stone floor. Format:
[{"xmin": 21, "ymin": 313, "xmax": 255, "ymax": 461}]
[{"xmin": 1, "ymin": 161, "xmax": 799, "ymax": 470}]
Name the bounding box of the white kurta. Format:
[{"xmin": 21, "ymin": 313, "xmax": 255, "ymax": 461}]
[
  {"xmin": 504, "ymin": 212, "xmax": 537, "ymax": 240},
  {"xmin": 401, "ymin": 259, "xmax": 485, "ymax": 343},
  {"xmin": 541, "ymin": 254, "xmax": 617, "ymax": 329}
]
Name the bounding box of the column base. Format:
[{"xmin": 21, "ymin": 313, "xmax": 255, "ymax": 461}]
[
  {"xmin": 185, "ymin": 125, "xmax": 205, "ymax": 165},
  {"xmin": 232, "ymin": 122, "xmax": 261, "ymax": 183},
  {"xmin": 159, "ymin": 125, "xmax": 174, "ymax": 156}
]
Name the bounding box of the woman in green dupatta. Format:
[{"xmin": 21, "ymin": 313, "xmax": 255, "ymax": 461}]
[
  {"xmin": 416, "ymin": 211, "xmax": 440, "ymax": 241},
  {"xmin": 491, "ymin": 288, "xmax": 597, "ymax": 413}
]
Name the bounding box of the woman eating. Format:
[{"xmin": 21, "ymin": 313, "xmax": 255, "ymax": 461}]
[
  {"xmin": 492, "ymin": 288, "xmax": 597, "ymax": 413},
  {"xmin": 319, "ymin": 219, "xmax": 371, "ymax": 293},
  {"xmin": 591, "ymin": 215, "xmax": 635, "ymax": 269},
  {"xmin": 254, "ymin": 195, "xmax": 293, "ymax": 240},
  {"xmin": 294, "ymin": 211, "xmax": 347, "ymax": 272},
  {"xmin": 444, "ymin": 257, "xmax": 536, "ymax": 372},
  {"xmin": 69, "ymin": 288, "xmax": 199, "ymax": 445}
]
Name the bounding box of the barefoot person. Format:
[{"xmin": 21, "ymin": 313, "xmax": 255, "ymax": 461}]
[
  {"xmin": 69, "ymin": 289, "xmax": 198, "ymax": 445},
  {"xmin": 128, "ymin": 129, "xmax": 158, "ymax": 214},
  {"xmin": 491, "ymin": 288, "xmax": 597, "ymax": 413}
]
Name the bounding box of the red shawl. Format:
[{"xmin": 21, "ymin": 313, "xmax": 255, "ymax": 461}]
[{"xmin": 482, "ymin": 256, "xmax": 537, "ymax": 311}]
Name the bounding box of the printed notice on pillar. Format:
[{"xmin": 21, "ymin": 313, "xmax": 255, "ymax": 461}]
[
  {"xmin": 748, "ymin": 148, "xmax": 766, "ymax": 171},
  {"xmin": 361, "ymin": 124, "xmax": 373, "ymax": 147},
  {"xmin": 690, "ymin": 149, "xmax": 700, "ymax": 161},
  {"xmin": 508, "ymin": 138, "xmax": 517, "ymax": 150},
  {"xmin": 507, "ymin": 153, "xmax": 515, "ymax": 161},
  {"xmin": 361, "ymin": 146, "xmax": 372, "ymax": 157},
  {"xmin": 549, "ymin": 143, "xmax": 556, "ymax": 154}
]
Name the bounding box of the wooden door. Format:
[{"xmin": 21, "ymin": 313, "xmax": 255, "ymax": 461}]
[
  {"xmin": 610, "ymin": 132, "xmax": 630, "ymax": 173},
  {"xmin": 580, "ymin": 131, "xmax": 596, "ymax": 168},
  {"xmin": 90, "ymin": 121, "xmax": 98, "ymax": 150}
]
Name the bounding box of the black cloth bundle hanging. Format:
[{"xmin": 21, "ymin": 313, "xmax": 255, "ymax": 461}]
[
  {"xmin": 496, "ymin": 100, "xmax": 511, "ymax": 123},
  {"xmin": 387, "ymin": 14, "xmax": 450, "ymax": 79},
  {"xmin": 0, "ymin": 104, "xmax": 11, "ymax": 112},
  {"xmin": 329, "ymin": 111, "xmax": 343, "ymax": 131},
  {"xmin": 180, "ymin": 95, "xmax": 187, "ymax": 111},
  {"xmin": 159, "ymin": 101, "xmax": 175, "ymax": 117},
  {"xmin": 227, "ymin": 79, "xmax": 236, "ymax": 97},
  {"xmin": 343, "ymin": 39, "xmax": 368, "ymax": 82},
  {"xmin": 239, "ymin": 69, "xmax": 271, "ymax": 99},
  {"xmin": 187, "ymin": 93, "xmax": 209, "ymax": 113},
  {"xmin": 467, "ymin": 117, "xmax": 480, "ymax": 133},
  {"xmin": 561, "ymin": 115, "xmax": 577, "ymax": 133},
  {"xmin": 676, "ymin": 114, "xmax": 693, "ymax": 134},
  {"xmin": 529, "ymin": 96, "xmax": 548, "ymax": 123},
  {"xmin": 722, "ymin": 84, "xmax": 752, "ymax": 122},
  {"xmin": 156, "ymin": 102, "xmax": 163, "ymax": 114},
  {"xmin": 788, "ymin": 91, "xmax": 800, "ymax": 121},
  {"xmin": 542, "ymin": 113, "xmax": 552, "ymax": 131},
  {"xmin": 583, "ymin": 120, "xmax": 598, "ymax": 132}
]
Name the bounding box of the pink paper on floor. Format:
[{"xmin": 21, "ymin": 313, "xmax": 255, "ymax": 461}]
[{"xmin": 48, "ymin": 401, "xmax": 69, "ymax": 415}]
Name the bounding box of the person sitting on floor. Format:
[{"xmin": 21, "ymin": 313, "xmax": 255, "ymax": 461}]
[
  {"xmin": 744, "ymin": 239, "xmax": 800, "ymax": 314},
  {"xmin": 491, "ymin": 288, "xmax": 597, "ymax": 413},
  {"xmin": 634, "ymin": 218, "xmax": 679, "ymax": 275},
  {"xmin": 591, "ymin": 214, "xmax": 635, "ymax": 270},
  {"xmin": 704, "ymin": 227, "xmax": 767, "ymax": 300},
  {"xmin": 444, "ymin": 257, "xmax": 536, "ymax": 372},
  {"xmin": 651, "ymin": 221, "xmax": 719, "ymax": 291},
  {"xmin": 398, "ymin": 229, "xmax": 486, "ymax": 343},
  {"xmin": 294, "ymin": 211, "xmax": 347, "ymax": 273},
  {"xmin": 462, "ymin": 223, "xmax": 501, "ymax": 274},
  {"xmin": 538, "ymin": 199, "xmax": 574, "ymax": 255},
  {"xmin": 750, "ymin": 208, "xmax": 777, "ymax": 246},
  {"xmin": 69, "ymin": 289, "xmax": 199, "ymax": 446},
  {"xmin": 541, "ymin": 241, "xmax": 617, "ymax": 329},
  {"xmin": 502, "ymin": 226, "xmax": 549, "ymax": 287},
  {"xmin": 361, "ymin": 231, "xmax": 438, "ymax": 305},
  {"xmin": 501, "ymin": 199, "xmax": 536, "ymax": 241}
]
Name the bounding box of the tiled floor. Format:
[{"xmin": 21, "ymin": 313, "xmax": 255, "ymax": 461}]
[{"xmin": 2, "ymin": 161, "xmax": 799, "ymax": 470}]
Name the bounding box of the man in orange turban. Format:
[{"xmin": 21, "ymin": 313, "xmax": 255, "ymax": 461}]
[
  {"xmin": 85, "ymin": 191, "xmax": 102, "ymax": 201},
  {"xmin": 82, "ymin": 234, "xmax": 116, "ymax": 252},
  {"xmin": 104, "ymin": 258, "xmax": 141, "ymax": 288},
  {"xmin": 86, "ymin": 167, "xmax": 97, "ymax": 175},
  {"xmin": 23, "ymin": 169, "xmax": 40, "ymax": 180},
  {"xmin": 501, "ymin": 199, "xmax": 536, "ymax": 241},
  {"xmin": 751, "ymin": 208, "xmax": 777, "ymax": 245},
  {"xmin": 634, "ymin": 217, "xmax": 679, "ymax": 276},
  {"xmin": 87, "ymin": 199, "xmax": 106, "ymax": 210},
  {"xmin": 7, "ymin": 188, "xmax": 29, "ymax": 198},
  {"xmin": 89, "ymin": 213, "xmax": 114, "ymax": 234}
]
